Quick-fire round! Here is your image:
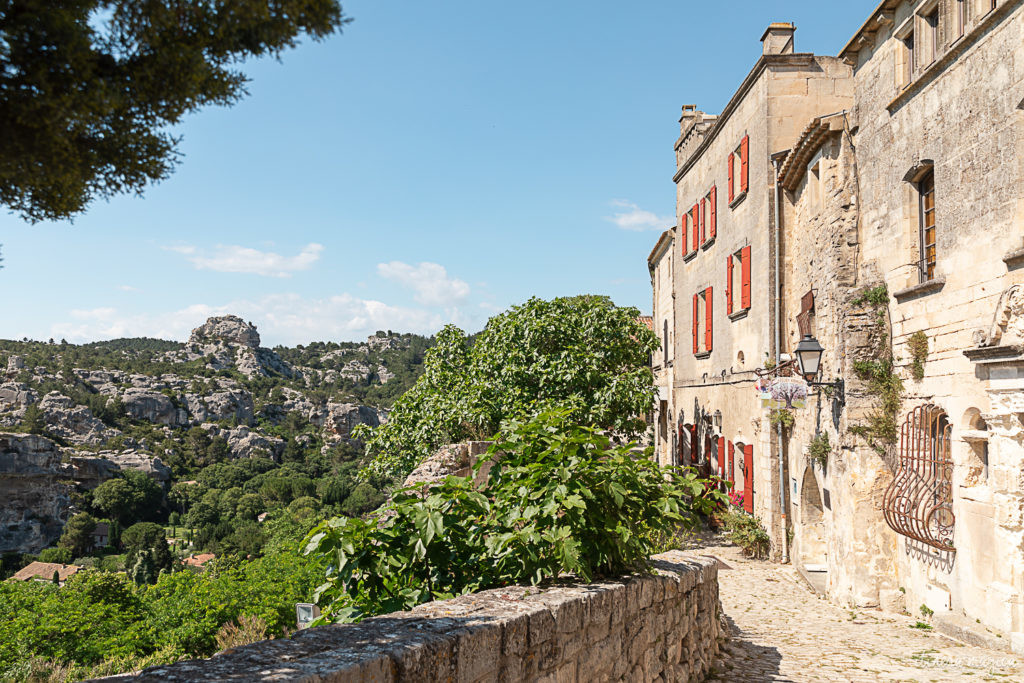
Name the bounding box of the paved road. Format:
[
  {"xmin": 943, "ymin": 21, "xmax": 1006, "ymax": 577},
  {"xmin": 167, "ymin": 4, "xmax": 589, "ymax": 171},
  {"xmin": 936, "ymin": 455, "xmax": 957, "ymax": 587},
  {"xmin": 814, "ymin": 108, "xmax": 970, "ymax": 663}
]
[{"xmin": 699, "ymin": 542, "xmax": 1023, "ymax": 682}]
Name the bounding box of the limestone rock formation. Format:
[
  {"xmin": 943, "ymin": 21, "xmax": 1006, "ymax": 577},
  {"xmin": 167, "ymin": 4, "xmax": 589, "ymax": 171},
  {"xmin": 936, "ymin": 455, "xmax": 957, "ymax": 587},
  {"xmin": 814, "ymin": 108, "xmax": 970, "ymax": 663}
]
[
  {"xmin": 322, "ymin": 402, "xmax": 381, "ymax": 441},
  {"xmin": 38, "ymin": 392, "xmax": 121, "ymax": 445},
  {"xmin": 0, "ymin": 382, "xmax": 36, "ymax": 407},
  {"xmin": 0, "ymin": 432, "xmax": 73, "ymax": 554},
  {"xmin": 376, "ymin": 365, "xmax": 395, "ymax": 384},
  {"xmin": 122, "ymin": 388, "xmax": 186, "ymax": 427},
  {"xmin": 202, "ymin": 424, "xmax": 285, "ymax": 460},
  {"xmin": 185, "ymin": 388, "xmax": 254, "ymax": 425},
  {"xmin": 68, "ymin": 451, "xmax": 172, "ymax": 487},
  {"xmin": 189, "ymin": 315, "xmax": 260, "ymax": 348}
]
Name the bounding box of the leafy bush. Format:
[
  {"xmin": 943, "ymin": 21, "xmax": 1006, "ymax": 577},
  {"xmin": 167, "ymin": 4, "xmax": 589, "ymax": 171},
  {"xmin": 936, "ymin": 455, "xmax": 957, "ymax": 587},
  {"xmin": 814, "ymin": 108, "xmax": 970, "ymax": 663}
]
[
  {"xmin": 769, "ymin": 408, "xmax": 795, "ymax": 431},
  {"xmin": 304, "ymin": 408, "xmax": 726, "ymax": 623},
  {"xmin": 908, "ymin": 330, "xmax": 929, "ymax": 380},
  {"xmin": 808, "ymin": 431, "xmax": 831, "ymax": 469},
  {"xmin": 359, "ymin": 296, "xmax": 659, "ymax": 484},
  {"xmin": 721, "ymin": 509, "xmax": 771, "ymax": 559}
]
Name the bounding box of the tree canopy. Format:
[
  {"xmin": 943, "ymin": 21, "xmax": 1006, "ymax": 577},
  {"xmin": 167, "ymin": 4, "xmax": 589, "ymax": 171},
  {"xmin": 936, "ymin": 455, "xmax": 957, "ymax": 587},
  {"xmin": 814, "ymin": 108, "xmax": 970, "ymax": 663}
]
[
  {"xmin": 359, "ymin": 295, "xmax": 659, "ymax": 483},
  {"xmin": 0, "ymin": 1, "xmax": 349, "ymax": 222}
]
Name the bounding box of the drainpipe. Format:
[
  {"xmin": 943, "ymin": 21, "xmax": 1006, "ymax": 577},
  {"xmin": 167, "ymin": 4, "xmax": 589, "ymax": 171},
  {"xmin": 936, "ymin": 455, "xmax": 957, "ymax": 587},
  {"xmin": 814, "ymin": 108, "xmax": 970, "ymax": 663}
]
[{"xmin": 772, "ymin": 153, "xmax": 790, "ymax": 565}]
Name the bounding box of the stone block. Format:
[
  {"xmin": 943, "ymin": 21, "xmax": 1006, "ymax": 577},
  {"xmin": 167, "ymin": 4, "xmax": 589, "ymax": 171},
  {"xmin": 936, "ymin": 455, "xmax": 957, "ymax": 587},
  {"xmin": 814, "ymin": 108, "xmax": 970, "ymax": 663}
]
[
  {"xmin": 576, "ymin": 634, "xmax": 620, "ymax": 682},
  {"xmin": 528, "ymin": 609, "xmax": 555, "ymax": 646},
  {"xmin": 456, "ymin": 623, "xmax": 503, "ymax": 683}
]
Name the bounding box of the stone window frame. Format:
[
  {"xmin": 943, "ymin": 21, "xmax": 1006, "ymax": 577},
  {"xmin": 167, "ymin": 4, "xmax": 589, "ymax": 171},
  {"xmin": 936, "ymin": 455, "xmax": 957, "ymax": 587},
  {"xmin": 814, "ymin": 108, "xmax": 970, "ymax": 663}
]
[
  {"xmin": 916, "ymin": 0, "xmax": 941, "ymax": 68},
  {"xmin": 728, "ymin": 139, "xmax": 749, "ymax": 209},
  {"xmin": 894, "ymin": 17, "xmax": 915, "ymax": 89},
  {"xmin": 916, "ymin": 167, "xmax": 937, "ymax": 283},
  {"xmin": 693, "ymin": 287, "xmax": 712, "ymax": 358}
]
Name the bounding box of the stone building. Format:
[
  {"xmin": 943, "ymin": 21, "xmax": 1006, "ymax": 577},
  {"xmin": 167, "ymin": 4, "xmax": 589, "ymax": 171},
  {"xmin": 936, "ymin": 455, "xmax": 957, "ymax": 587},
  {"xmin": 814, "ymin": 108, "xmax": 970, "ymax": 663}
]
[
  {"xmin": 667, "ymin": 23, "xmax": 853, "ymax": 555},
  {"xmin": 654, "ymin": 0, "xmax": 1024, "ymax": 654},
  {"xmin": 648, "ymin": 229, "xmax": 676, "ymax": 467}
]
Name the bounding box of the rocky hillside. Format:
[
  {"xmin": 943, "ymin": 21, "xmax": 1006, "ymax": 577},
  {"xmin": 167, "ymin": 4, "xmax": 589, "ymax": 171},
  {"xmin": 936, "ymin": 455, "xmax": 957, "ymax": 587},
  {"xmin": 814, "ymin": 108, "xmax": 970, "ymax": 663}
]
[{"xmin": 0, "ymin": 316, "xmax": 432, "ymax": 554}]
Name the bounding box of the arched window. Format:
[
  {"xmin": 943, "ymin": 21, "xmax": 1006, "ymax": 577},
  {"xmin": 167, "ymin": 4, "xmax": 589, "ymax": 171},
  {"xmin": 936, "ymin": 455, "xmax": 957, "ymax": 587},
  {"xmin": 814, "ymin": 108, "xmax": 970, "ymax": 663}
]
[{"xmin": 882, "ymin": 404, "xmax": 954, "ymax": 551}]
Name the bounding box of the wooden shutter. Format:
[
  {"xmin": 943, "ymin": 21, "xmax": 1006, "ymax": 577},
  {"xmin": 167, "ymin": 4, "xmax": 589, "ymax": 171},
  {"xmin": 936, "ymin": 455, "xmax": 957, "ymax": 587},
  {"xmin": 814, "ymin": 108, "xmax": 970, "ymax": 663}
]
[
  {"xmin": 743, "ymin": 444, "xmax": 754, "ymax": 513},
  {"xmin": 699, "ymin": 197, "xmax": 706, "ymax": 244},
  {"xmin": 726, "ymin": 255, "xmax": 734, "ymax": 315},
  {"xmin": 727, "ymin": 152, "xmax": 735, "ymax": 202},
  {"xmin": 717, "ymin": 437, "xmax": 726, "ymax": 479},
  {"xmin": 740, "ymin": 135, "xmax": 749, "ymax": 193},
  {"xmin": 741, "ymin": 245, "xmax": 751, "ymax": 309},
  {"xmin": 704, "ymin": 287, "xmax": 713, "ymax": 352},
  {"xmin": 691, "ymin": 204, "xmax": 700, "ymax": 252},
  {"xmin": 708, "ymin": 186, "xmax": 716, "ymax": 240},
  {"xmin": 728, "ymin": 441, "xmax": 735, "ymax": 485},
  {"xmin": 692, "ymin": 294, "xmax": 699, "ymax": 354}
]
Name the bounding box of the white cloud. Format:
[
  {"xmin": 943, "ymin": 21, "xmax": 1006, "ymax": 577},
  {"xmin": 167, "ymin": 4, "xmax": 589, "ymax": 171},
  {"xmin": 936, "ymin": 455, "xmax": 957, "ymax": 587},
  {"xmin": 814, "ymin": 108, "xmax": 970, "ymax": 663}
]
[
  {"xmin": 605, "ymin": 200, "xmax": 673, "ymax": 232},
  {"xmin": 164, "ymin": 242, "xmax": 324, "ymax": 277},
  {"xmin": 49, "ymin": 295, "xmax": 485, "ymax": 347},
  {"xmin": 376, "ymin": 261, "xmax": 470, "ymax": 306}
]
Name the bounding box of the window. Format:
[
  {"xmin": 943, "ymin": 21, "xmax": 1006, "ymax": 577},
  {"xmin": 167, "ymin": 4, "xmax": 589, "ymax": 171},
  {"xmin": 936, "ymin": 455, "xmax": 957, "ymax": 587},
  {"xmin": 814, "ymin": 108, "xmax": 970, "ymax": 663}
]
[
  {"xmin": 726, "ymin": 246, "xmax": 751, "ymax": 316},
  {"xmin": 955, "ymin": 0, "xmax": 966, "ymax": 39},
  {"xmin": 918, "ymin": 170, "xmax": 936, "ymax": 282},
  {"xmin": 728, "ymin": 137, "xmax": 749, "ymax": 204},
  {"xmin": 920, "ymin": 6, "xmax": 939, "ymax": 66},
  {"xmin": 896, "ymin": 20, "xmax": 915, "ymax": 87},
  {"xmin": 690, "ymin": 203, "xmax": 700, "ymax": 254},
  {"xmin": 881, "ymin": 404, "xmax": 954, "ymax": 551},
  {"xmin": 703, "ymin": 186, "xmax": 717, "ymax": 244},
  {"xmin": 692, "ymin": 287, "xmax": 713, "ymax": 355},
  {"xmin": 663, "ymin": 319, "xmax": 669, "ymax": 365}
]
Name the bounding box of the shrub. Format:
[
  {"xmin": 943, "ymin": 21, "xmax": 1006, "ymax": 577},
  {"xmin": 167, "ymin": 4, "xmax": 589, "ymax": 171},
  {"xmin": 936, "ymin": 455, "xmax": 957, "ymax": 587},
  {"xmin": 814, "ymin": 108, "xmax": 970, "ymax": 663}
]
[
  {"xmin": 722, "ymin": 509, "xmax": 771, "ymax": 559},
  {"xmin": 214, "ymin": 615, "xmax": 269, "ymax": 652},
  {"xmin": 808, "ymin": 432, "xmax": 831, "ymax": 469},
  {"xmin": 304, "ymin": 407, "xmax": 726, "ymax": 623},
  {"xmin": 908, "ymin": 330, "xmax": 929, "ymax": 380}
]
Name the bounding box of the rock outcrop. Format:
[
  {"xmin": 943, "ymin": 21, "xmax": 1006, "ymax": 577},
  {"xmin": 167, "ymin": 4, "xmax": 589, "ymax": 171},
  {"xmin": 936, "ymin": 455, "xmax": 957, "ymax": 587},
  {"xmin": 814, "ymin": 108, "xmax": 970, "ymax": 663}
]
[
  {"xmin": 0, "ymin": 382, "xmax": 36, "ymax": 407},
  {"xmin": 321, "ymin": 402, "xmax": 381, "ymax": 441},
  {"xmin": 184, "ymin": 388, "xmax": 254, "ymax": 425},
  {"xmin": 122, "ymin": 388, "xmax": 186, "ymax": 427},
  {"xmin": 189, "ymin": 315, "xmax": 261, "ymax": 348},
  {"xmin": 0, "ymin": 433, "xmax": 73, "ymax": 554},
  {"xmin": 38, "ymin": 392, "xmax": 121, "ymax": 445},
  {"xmin": 202, "ymin": 424, "xmax": 285, "ymax": 460}
]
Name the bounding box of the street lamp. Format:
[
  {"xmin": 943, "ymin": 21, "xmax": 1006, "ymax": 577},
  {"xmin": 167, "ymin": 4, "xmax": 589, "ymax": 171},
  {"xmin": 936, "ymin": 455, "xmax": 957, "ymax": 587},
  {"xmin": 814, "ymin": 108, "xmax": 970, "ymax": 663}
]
[
  {"xmin": 794, "ymin": 334, "xmax": 824, "ymax": 382},
  {"xmin": 793, "ymin": 334, "xmax": 844, "ymax": 404}
]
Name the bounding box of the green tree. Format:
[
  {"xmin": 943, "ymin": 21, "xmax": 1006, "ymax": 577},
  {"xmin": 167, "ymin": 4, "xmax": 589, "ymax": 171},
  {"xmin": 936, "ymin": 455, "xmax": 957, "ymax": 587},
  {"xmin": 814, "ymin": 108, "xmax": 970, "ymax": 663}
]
[
  {"xmin": 22, "ymin": 403, "xmax": 46, "ymax": 435},
  {"xmin": 0, "ymin": 1, "xmax": 350, "ymax": 222},
  {"xmin": 38, "ymin": 547, "xmax": 73, "ymax": 564},
  {"xmin": 361, "ymin": 296, "xmax": 659, "ymax": 482},
  {"xmin": 121, "ymin": 522, "xmax": 171, "ymax": 583},
  {"xmin": 91, "ymin": 470, "xmax": 161, "ymax": 525},
  {"xmin": 57, "ymin": 512, "xmax": 97, "ymax": 558}
]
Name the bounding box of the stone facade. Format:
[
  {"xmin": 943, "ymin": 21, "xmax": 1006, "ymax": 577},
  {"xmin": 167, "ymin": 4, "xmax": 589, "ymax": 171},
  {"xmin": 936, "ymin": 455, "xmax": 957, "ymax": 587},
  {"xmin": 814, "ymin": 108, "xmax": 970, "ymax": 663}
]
[
  {"xmin": 106, "ymin": 552, "xmax": 721, "ymax": 682},
  {"xmin": 666, "ymin": 23, "xmax": 853, "ymax": 558},
  {"xmin": 648, "ymin": 230, "xmax": 676, "ymax": 467},
  {"xmin": 654, "ymin": 0, "xmax": 1024, "ymax": 655}
]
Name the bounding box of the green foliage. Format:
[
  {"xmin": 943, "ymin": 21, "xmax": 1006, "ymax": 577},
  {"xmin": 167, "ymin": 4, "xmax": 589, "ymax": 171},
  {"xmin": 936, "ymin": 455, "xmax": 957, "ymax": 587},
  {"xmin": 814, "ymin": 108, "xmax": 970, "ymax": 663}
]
[
  {"xmin": 908, "ymin": 330, "xmax": 929, "ymax": 380},
  {"xmin": 848, "ymin": 285, "xmax": 903, "ymax": 456},
  {"xmin": 808, "ymin": 431, "xmax": 831, "ymax": 469},
  {"xmin": 92, "ymin": 471, "xmax": 162, "ymax": 525},
  {"xmin": 721, "ymin": 509, "xmax": 771, "ymax": 559},
  {"xmin": 121, "ymin": 522, "xmax": 172, "ymax": 584},
  {"xmin": 0, "ymin": 1, "xmax": 349, "ymax": 222},
  {"xmin": 305, "ymin": 408, "xmax": 726, "ymax": 623},
  {"xmin": 920, "ymin": 604, "xmax": 934, "ymax": 618},
  {"xmin": 361, "ymin": 296, "xmax": 660, "ymax": 483},
  {"xmin": 851, "ymin": 285, "xmax": 890, "ymax": 308},
  {"xmin": 769, "ymin": 408, "xmax": 795, "ymax": 431},
  {"xmin": 58, "ymin": 512, "xmax": 97, "ymax": 558},
  {"xmin": 21, "ymin": 404, "xmax": 46, "ymax": 436},
  {"xmin": 37, "ymin": 547, "xmax": 72, "ymax": 564}
]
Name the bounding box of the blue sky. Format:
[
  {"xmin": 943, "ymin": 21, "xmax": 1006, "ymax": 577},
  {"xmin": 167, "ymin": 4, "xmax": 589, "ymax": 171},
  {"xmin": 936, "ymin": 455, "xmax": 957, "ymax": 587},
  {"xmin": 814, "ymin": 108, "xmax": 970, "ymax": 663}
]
[{"xmin": 1, "ymin": 0, "xmax": 874, "ymax": 347}]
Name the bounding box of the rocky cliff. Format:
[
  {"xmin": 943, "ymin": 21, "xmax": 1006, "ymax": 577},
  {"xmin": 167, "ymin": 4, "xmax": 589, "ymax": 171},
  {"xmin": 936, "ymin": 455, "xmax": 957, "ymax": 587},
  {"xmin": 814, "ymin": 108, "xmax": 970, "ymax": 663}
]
[{"xmin": 0, "ymin": 316, "xmax": 430, "ymax": 554}]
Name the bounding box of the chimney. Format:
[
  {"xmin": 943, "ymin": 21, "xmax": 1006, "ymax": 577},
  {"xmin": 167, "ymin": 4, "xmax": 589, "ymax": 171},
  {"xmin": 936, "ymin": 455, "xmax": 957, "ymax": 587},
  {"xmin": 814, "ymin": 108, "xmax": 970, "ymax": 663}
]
[
  {"xmin": 679, "ymin": 104, "xmax": 699, "ymax": 134},
  {"xmin": 761, "ymin": 22, "xmax": 795, "ymax": 55}
]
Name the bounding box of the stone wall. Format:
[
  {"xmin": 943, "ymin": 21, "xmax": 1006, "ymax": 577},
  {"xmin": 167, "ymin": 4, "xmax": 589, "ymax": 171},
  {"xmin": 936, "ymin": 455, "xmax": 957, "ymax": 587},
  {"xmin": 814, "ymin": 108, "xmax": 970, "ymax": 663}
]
[{"xmin": 112, "ymin": 552, "xmax": 721, "ymax": 683}]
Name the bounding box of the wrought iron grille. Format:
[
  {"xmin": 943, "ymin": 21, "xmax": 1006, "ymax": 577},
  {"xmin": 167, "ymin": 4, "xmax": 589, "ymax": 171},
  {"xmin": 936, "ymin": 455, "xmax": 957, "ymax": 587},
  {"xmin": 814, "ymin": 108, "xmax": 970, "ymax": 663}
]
[{"xmin": 882, "ymin": 404, "xmax": 955, "ymax": 551}]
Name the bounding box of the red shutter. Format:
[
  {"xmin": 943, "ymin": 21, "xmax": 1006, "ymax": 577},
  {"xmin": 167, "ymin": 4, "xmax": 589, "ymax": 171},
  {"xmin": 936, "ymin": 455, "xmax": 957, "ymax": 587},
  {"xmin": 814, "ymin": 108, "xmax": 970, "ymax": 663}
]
[
  {"xmin": 717, "ymin": 437, "xmax": 725, "ymax": 479},
  {"xmin": 741, "ymin": 245, "xmax": 752, "ymax": 310},
  {"xmin": 704, "ymin": 287, "xmax": 713, "ymax": 352},
  {"xmin": 726, "ymin": 255, "xmax": 734, "ymax": 315},
  {"xmin": 727, "ymin": 153, "xmax": 735, "ymax": 203},
  {"xmin": 740, "ymin": 135, "xmax": 749, "ymax": 193},
  {"xmin": 708, "ymin": 186, "xmax": 716, "ymax": 240},
  {"xmin": 743, "ymin": 444, "xmax": 754, "ymax": 513},
  {"xmin": 728, "ymin": 441, "xmax": 735, "ymax": 485},
  {"xmin": 691, "ymin": 204, "xmax": 699, "ymax": 252},
  {"xmin": 699, "ymin": 197, "xmax": 706, "ymax": 244},
  {"xmin": 692, "ymin": 294, "xmax": 699, "ymax": 354}
]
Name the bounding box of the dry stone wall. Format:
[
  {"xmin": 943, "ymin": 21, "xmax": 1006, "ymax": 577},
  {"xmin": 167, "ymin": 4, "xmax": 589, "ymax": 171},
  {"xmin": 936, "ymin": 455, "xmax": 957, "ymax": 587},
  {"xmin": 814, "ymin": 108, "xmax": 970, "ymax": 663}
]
[{"xmin": 113, "ymin": 552, "xmax": 721, "ymax": 683}]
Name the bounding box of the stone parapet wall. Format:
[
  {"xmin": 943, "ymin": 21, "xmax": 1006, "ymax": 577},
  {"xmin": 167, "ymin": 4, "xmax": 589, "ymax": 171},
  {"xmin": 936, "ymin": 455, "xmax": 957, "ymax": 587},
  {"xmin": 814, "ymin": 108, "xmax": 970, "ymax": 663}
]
[{"xmin": 117, "ymin": 552, "xmax": 721, "ymax": 682}]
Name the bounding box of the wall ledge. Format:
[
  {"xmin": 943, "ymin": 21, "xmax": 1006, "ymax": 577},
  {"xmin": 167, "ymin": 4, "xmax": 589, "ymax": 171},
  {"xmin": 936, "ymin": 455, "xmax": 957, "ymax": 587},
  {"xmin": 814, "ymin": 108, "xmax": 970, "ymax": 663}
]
[{"xmin": 96, "ymin": 552, "xmax": 722, "ymax": 682}]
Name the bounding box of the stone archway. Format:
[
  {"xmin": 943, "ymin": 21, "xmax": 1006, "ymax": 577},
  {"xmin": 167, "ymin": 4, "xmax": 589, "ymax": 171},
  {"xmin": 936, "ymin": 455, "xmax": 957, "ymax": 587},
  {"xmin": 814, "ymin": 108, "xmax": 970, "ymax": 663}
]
[{"xmin": 800, "ymin": 467, "xmax": 827, "ymax": 569}]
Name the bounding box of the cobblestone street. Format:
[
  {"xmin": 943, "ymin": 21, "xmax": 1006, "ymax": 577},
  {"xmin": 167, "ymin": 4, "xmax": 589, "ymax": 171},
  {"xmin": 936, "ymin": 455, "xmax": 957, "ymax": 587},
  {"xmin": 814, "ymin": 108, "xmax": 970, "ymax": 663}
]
[{"xmin": 701, "ymin": 542, "xmax": 1024, "ymax": 682}]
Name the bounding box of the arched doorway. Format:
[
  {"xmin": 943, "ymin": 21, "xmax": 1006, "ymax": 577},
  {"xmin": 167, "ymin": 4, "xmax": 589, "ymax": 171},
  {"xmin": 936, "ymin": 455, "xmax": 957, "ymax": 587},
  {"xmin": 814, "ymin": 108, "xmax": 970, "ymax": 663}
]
[{"xmin": 800, "ymin": 466, "xmax": 827, "ymax": 569}]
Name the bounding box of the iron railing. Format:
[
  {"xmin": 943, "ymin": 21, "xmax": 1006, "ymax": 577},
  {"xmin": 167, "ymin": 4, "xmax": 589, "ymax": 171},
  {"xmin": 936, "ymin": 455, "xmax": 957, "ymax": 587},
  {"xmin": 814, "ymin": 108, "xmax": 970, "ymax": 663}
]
[{"xmin": 882, "ymin": 404, "xmax": 955, "ymax": 552}]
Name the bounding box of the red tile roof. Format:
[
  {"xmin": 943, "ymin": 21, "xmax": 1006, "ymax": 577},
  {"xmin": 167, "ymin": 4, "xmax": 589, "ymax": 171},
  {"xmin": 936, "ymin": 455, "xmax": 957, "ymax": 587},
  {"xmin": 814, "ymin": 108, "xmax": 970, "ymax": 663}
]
[{"xmin": 183, "ymin": 553, "xmax": 216, "ymax": 567}]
